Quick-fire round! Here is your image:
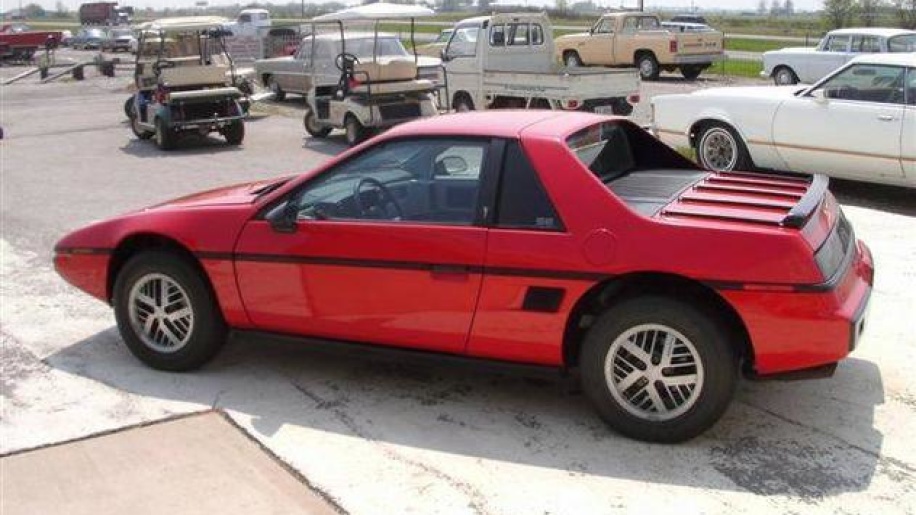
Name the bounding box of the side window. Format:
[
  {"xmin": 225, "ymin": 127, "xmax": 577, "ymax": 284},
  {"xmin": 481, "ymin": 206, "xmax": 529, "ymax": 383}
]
[
  {"xmin": 508, "ymin": 23, "xmax": 529, "ymax": 46},
  {"xmin": 851, "ymin": 35, "xmax": 881, "ymax": 53},
  {"xmin": 623, "ymin": 17, "xmax": 639, "ymax": 33},
  {"xmin": 905, "ymin": 67, "xmax": 916, "ymax": 106},
  {"xmin": 490, "ymin": 24, "xmax": 506, "ymax": 46},
  {"xmin": 818, "ymin": 64, "xmax": 906, "ymax": 104},
  {"xmin": 531, "ymin": 24, "xmax": 544, "ymax": 45},
  {"xmin": 295, "ymin": 40, "xmax": 312, "ymax": 66},
  {"xmin": 291, "ymin": 139, "xmax": 488, "ymax": 225},
  {"xmin": 239, "ymin": 14, "xmax": 251, "ymax": 23},
  {"xmin": 639, "ymin": 17, "xmax": 660, "ymax": 30},
  {"xmin": 888, "ymin": 34, "xmax": 916, "ymax": 52},
  {"xmin": 594, "ymin": 19, "xmax": 612, "ymax": 34},
  {"xmin": 825, "ymin": 35, "xmax": 850, "ymax": 52},
  {"xmin": 445, "ymin": 26, "xmax": 479, "ymax": 58},
  {"xmin": 495, "ymin": 141, "xmax": 563, "ymax": 231}
]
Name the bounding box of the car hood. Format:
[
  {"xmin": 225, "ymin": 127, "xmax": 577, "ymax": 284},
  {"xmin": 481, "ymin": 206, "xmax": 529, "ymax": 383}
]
[
  {"xmin": 147, "ymin": 177, "xmax": 291, "ymax": 210},
  {"xmin": 692, "ymin": 85, "xmax": 806, "ymax": 99}
]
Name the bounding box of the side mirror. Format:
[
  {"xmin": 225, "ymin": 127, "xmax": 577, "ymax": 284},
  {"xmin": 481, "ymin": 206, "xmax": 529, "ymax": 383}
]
[
  {"xmin": 810, "ymin": 88, "xmax": 829, "ymax": 104},
  {"xmin": 266, "ymin": 200, "xmax": 298, "ymax": 233}
]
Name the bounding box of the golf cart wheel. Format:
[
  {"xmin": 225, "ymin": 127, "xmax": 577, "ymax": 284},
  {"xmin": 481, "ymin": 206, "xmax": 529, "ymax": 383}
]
[
  {"xmin": 131, "ymin": 116, "xmax": 153, "ymax": 140},
  {"xmin": 155, "ymin": 117, "xmax": 175, "ymax": 150},
  {"xmin": 344, "ymin": 115, "xmax": 368, "ymax": 147},
  {"xmin": 124, "ymin": 95, "xmax": 135, "ymax": 119},
  {"xmin": 304, "ymin": 109, "xmax": 331, "ymax": 138},
  {"xmin": 224, "ymin": 121, "xmax": 244, "ymax": 146}
]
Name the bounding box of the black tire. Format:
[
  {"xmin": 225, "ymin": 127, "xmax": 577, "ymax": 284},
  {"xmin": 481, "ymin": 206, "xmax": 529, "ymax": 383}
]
[
  {"xmin": 112, "ymin": 250, "xmax": 227, "ymax": 371},
  {"xmin": 131, "ymin": 116, "xmax": 153, "ymax": 140},
  {"xmin": 344, "ymin": 114, "xmax": 367, "ymax": 146},
  {"xmin": 304, "ymin": 108, "xmax": 331, "ymax": 138},
  {"xmin": 611, "ymin": 98, "xmax": 633, "ymax": 116},
  {"xmin": 563, "ymin": 50, "xmax": 583, "ymax": 67},
  {"xmin": 695, "ymin": 121, "xmax": 753, "ymax": 172},
  {"xmin": 267, "ymin": 75, "xmax": 286, "ymax": 101},
  {"xmin": 579, "ymin": 296, "xmax": 738, "ymax": 443},
  {"xmin": 453, "ymin": 93, "xmax": 474, "ymax": 112},
  {"xmin": 155, "ymin": 117, "xmax": 175, "ymax": 150},
  {"xmin": 124, "ymin": 95, "xmax": 135, "ymax": 119},
  {"xmin": 637, "ymin": 53, "xmax": 660, "ymax": 81},
  {"xmin": 773, "ymin": 66, "xmax": 799, "ymax": 86},
  {"xmin": 223, "ymin": 120, "xmax": 244, "ymax": 145},
  {"xmin": 681, "ymin": 65, "xmax": 704, "ymax": 81}
]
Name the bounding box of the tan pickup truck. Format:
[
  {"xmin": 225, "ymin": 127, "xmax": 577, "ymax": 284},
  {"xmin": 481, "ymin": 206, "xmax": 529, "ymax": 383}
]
[{"xmin": 555, "ymin": 12, "xmax": 724, "ymax": 80}]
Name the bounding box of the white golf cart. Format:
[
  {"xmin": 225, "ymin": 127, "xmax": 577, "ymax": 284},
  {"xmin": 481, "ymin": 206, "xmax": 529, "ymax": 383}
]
[
  {"xmin": 302, "ymin": 3, "xmax": 442, "ymax": 146},
  {"xmin": 128, "ymin": 16, "xmax": 248, "ymax": 150}
]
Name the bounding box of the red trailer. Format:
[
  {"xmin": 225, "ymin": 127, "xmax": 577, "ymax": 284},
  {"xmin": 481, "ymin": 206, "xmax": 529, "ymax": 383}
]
[{"xmin": 79, "ymin": 2, "xmax": 130, "ymax": 25}]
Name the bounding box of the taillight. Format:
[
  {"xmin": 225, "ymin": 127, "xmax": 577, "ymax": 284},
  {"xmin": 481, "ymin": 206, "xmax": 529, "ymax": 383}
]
[
  {"xmin": 565, "ymin": 99, "xmax": 580, "ymax": 109},
  {"xmin": 628, "ymin": 93, "xmax": 640, "ymax": 104},
  {"xmin": 669, "ymin": 40, "xmax": 678, "ymax": 53}
]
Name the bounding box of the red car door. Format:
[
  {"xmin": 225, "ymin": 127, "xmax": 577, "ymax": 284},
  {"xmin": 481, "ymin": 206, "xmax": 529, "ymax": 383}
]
[{"xmin": 234, "ymin": 138, "xmax": 496, "ymax": 354}]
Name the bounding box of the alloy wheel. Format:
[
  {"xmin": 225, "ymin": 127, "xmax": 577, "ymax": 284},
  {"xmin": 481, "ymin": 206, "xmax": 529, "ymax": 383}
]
[
  {"xmin": 128, "ymin": 273, "xmax": 195, "ymax": 353},
  {"xmin": 603, "ymin": 324, "xmax": 704, "ymax": 422}
]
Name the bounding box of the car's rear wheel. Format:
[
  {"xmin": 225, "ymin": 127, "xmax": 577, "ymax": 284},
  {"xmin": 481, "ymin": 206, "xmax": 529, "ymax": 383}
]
[
  {"xmin": 113, "ymin": 251, "xmax": 227, "ymax": 371},
  {"xmin": 695, "ymin": 122, "xmax": 753, "ymax": 172},
  {"xmin": 637, "ymin": 53, "xmax": 660, "ymax": 81},
  {"xmin": 223, "ymin": 120, "xmax": 244, "ymax": 145},
  {"xmin": 344, "ymin": 114, "xmax": 367, "ymax": 146},
  {"xmin": 773, "ymin": 66, "xmax": 798, "ymax": 86},
  {"xmin": 579, "ymin": 296, "xmax": 738, "ymax": 443},
  {"xmin": 131, "ymin": 116, "xmax": 153, "ymax": 140},
  {"xmin": 155, "ymin": 117, "xmax": 175, "ymax": 150},
  {"xmin": 564, "ymin": 51, "xmax": 583, "ymax": 67},
  {"xmin": 267, "ymin": 76, "xmax": 286, "ymax": 101},
  {"xmin": 304, "ymin": 108, "xmax": 331, "ymax": 138}
]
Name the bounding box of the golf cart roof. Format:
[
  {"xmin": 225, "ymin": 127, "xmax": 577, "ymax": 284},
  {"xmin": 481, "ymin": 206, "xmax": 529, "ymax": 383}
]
[
  {"xmin": 140, "ymin": 16, "xmax": 230, "ymax": 32},
  {"xmin": 311, "ymin": 2, "xmax": 435, "ymax": 22},
  {"xmin": 309, "ymin": 31, "xmax": 400, "ymax": 42}
]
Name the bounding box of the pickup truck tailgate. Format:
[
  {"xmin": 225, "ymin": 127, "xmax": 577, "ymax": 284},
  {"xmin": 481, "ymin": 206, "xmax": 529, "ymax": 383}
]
[{"xmin": 675, "ymin": 32, "xmax": 724, "ymax": 56}]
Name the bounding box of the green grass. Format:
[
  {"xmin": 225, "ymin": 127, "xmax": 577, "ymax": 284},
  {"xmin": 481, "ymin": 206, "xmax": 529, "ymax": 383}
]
[
  {"xmin": 707, "ymin": 58, "xmax": 763, "ymax": 79},
  {"xmin": 724, "ymin": 37, "xmax": 802, "ymax": 53}
]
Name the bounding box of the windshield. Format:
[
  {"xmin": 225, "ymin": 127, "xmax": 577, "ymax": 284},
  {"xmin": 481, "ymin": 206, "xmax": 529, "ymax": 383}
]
[
  {"xmin": 325, "ymin": 36, "xmax": 409, "ymax": 59},
  {"xmin": 110, "ymin": 29, "xmax": 132, "ymax": 38}
]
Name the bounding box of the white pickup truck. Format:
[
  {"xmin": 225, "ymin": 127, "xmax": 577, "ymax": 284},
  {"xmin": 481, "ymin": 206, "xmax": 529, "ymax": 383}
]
[{"xmin": 441, "ymin": 13, "xmax": 640, "ymax": 115}]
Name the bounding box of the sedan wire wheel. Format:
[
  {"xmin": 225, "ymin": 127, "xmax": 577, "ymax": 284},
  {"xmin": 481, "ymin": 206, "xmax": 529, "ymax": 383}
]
[
  {"xmin": 699, "ymin": 127, "xmax": 738, "ymax": 171},
  {"xmin": 128, "ymin": 273, "xmax": 194, "ymax": 353},
  {"xmin": 604, "ymin": 324, "xmax": 704, "ymax": 422}
]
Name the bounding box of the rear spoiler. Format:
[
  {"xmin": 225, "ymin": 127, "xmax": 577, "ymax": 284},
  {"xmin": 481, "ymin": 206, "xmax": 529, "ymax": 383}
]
[{"xmin": 782, "ymin": 174, "xmax": 828, "ymax": 228}]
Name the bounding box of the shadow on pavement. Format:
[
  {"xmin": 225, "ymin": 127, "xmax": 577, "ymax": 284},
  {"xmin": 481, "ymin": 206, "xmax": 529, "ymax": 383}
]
[
  {"xmin": 118, "ymin": 135, "xmax": 246, "ymax": 157},
  {"xmin": 831, "ymin": 180, "xmax": 915, "ymax": 217},
  {"xmin": 46, "ymin": 327, "xmax": 885, "ymax": 499}
]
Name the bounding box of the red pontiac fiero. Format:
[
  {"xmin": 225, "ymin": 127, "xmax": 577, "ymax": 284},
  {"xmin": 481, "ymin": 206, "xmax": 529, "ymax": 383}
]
[{"xmin": 55, "ymin": 111, "xmax": 874, "ymax": 442}]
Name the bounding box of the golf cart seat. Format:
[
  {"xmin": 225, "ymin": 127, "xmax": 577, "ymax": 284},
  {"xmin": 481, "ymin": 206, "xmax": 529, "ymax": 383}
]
[
  {"xmin": 160, "ymin": 64, "xmax": 229, "ymax": 87},
  {"xmin": 349, "ymin": 58, "xmax": 435, "ymax": 95}
]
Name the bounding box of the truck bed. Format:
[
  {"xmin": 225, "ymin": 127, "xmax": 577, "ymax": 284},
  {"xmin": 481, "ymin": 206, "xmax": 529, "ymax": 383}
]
[{"xmin": 480, "ymin": 65, "xmax": 639, "ymax": 102}]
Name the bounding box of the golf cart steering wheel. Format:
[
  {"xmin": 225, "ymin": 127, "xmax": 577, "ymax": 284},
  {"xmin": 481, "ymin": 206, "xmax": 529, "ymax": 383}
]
[
  {"xmin": 353, "ymin": 177, "xmax": 403, "ymax": 220},
  {"xmin": 335, "ymin": 52, "xmax": 360, "ymax": 72}
]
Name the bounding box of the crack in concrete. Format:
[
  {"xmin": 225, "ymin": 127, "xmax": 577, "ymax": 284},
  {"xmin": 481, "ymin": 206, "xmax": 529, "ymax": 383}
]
[{"xmin": 288, "ymin": 379, "xmax": 492, "ymax": 515}]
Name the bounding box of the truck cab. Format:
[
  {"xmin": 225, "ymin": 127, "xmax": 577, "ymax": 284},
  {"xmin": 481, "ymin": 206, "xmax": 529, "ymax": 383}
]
[{"xmin": 441, "ymin": 13, "xmax": 640, "ymax": 114}]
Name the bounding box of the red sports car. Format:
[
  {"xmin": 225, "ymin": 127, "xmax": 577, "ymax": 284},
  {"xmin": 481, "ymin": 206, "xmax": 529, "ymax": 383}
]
[{"xmin": 54, "ymin": 111, "xmax": 874, "ymax": 442}]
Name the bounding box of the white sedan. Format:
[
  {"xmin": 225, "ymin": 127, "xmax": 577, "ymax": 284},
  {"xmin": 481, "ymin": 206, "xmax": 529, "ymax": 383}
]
[{"xmin": 651, "ymin": 53, "xmax": 916, "ymax": 188}]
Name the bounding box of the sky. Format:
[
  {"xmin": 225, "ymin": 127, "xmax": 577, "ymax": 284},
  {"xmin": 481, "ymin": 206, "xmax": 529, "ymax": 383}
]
[{"xmin": 18, "ymin": 0, "xmax": 825, "ymax": 15}]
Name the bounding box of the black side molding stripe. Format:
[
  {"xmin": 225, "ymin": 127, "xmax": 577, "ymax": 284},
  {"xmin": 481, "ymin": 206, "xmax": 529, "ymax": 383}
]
[
  {"xmin": 196, "ymin": 251, "xmax": 838, "ymax": 292},
  {"xmin": 54, "ymin": 247, "xmax": 113, "ymax": 256},
  {"xmin": 195, "ymin": 251, "xmax": 609, "ymax": 282}
]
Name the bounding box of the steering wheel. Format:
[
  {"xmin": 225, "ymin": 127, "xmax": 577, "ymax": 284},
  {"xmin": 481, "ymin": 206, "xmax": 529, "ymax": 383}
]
[
  {"xmin": 353, "ymin": 177, "xmax": 403, "ymax": 220},
  {"xmin": 152, "ymin": 59, "xmax": 176, "ymax": 75},
  {"xmin": 335, "ymin": 52, "xmax": 360, "ymax": 72}
]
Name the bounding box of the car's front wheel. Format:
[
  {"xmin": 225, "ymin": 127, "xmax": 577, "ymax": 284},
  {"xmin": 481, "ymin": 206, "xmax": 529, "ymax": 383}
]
[
  {"xmin": 580, "ymin": 296, "xmax": 738, "ymax": 443},
  {"xmin": 564, "ymin": 51, "xmax": 583, "ymax": 67},
  {"xmin": 113, "ymin": 250, "xmax": 227, "ymax": 371},
  {"xmin": 637, "ymin": 53, "xmax": 660, "ymax": 81},
  {"xmin": 695, "ymin": 122, "xmax": 753, "ymax": 172}
]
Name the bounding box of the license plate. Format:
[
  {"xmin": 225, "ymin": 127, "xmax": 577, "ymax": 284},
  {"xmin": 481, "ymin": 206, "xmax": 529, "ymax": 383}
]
[{"xmin": 595, "ymin": 105, "xmax": 615, "ymax": 115}]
